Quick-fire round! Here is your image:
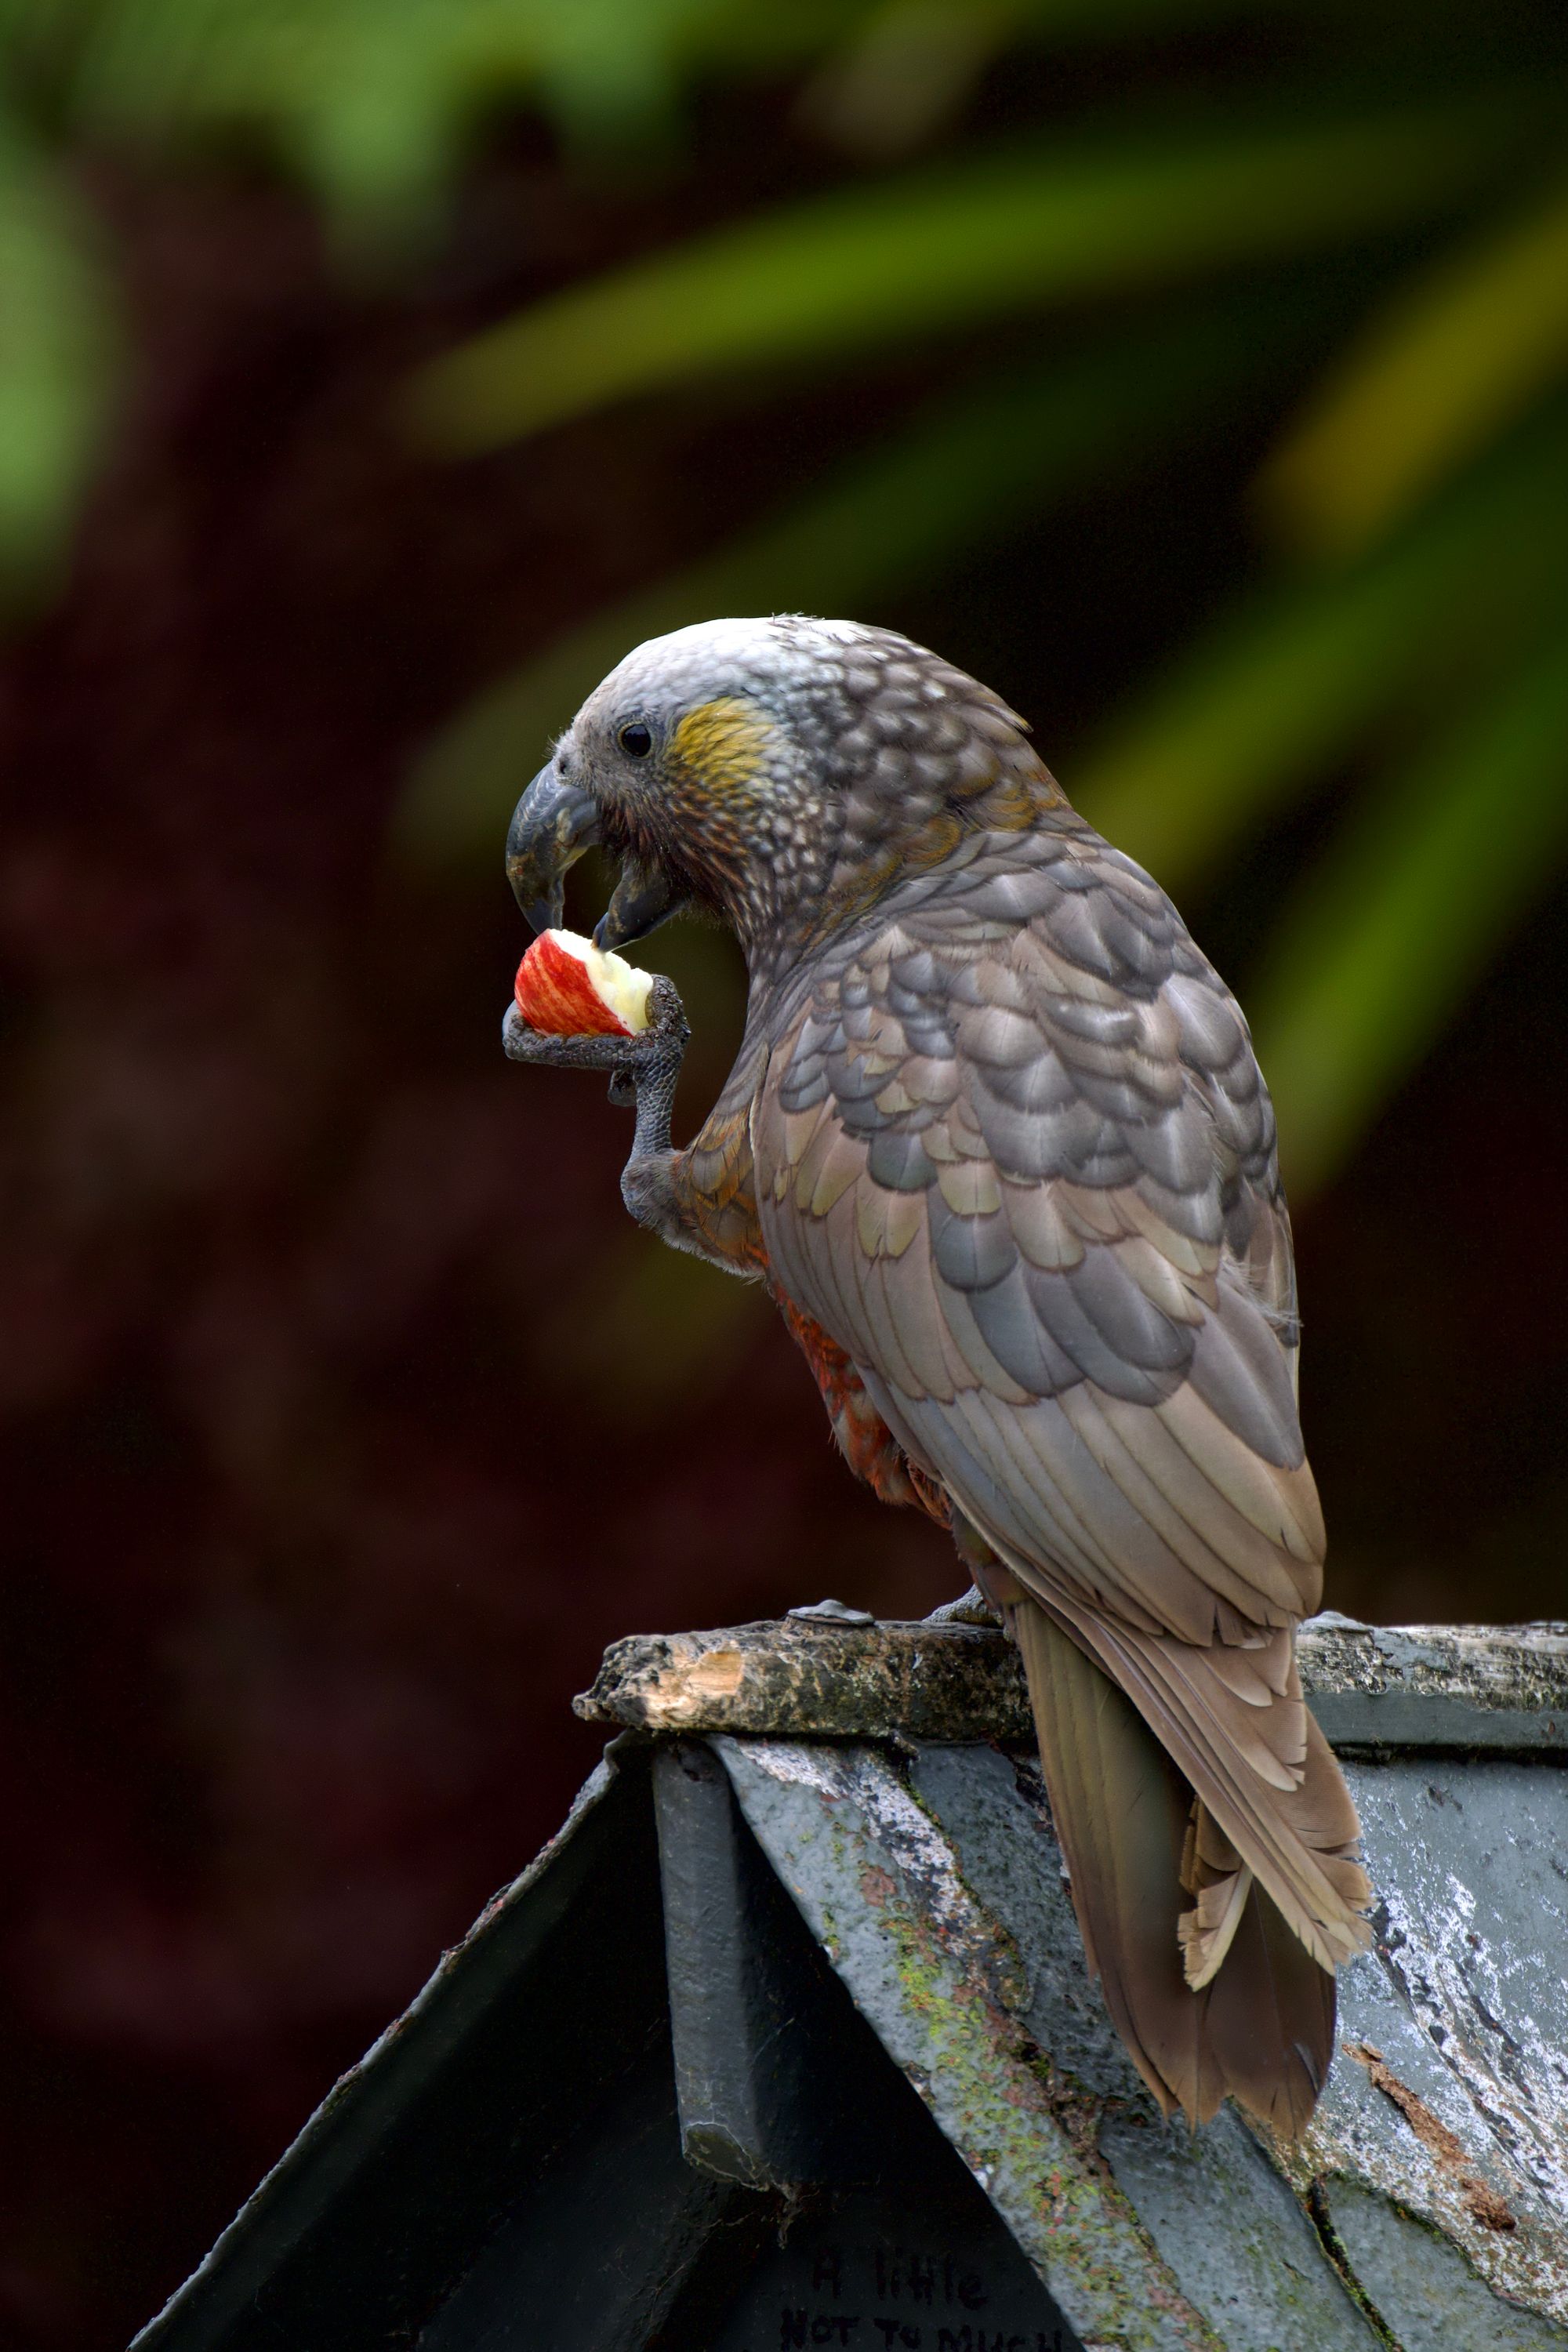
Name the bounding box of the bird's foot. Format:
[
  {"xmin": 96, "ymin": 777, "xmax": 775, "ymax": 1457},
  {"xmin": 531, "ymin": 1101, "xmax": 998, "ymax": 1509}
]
[
  {"xmin": 924, "ymin": 1584, "xmax": 1003, "ymax": 1628},
  {"xmin": 503, "ymin": 973, "xmax": 688, "ymax": 1110}
]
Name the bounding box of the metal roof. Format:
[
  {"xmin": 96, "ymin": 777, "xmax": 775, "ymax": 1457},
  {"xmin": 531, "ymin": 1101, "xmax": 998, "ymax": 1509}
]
[{"xmin": 132, "ymin": 1615, "xmax": 1568, "ymax": 2352}]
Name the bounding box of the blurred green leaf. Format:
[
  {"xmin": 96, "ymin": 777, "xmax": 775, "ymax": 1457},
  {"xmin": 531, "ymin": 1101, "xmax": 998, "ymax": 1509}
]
[
  {"xmin": 405, "ymin": 102, "xmax": 1522, "ymax": 451},
  {"xmin": 395, "ymin": 299, "xmax": 1318, "ymax": 864},
  {"xmin": 0, "ymin": 0, "xmax": 1564, "ymax": 1197},
  {"xmin": 1073, "ymin": 408, "xmax": 1568, "ymax": 894},
  {"xmin": 797, "ymin": 0, "xmax": 1022, "ymax": 160},
  {"xmin": 1259, "ymin": 180, "xmax": 1568, "ymax": 558},
  {"xmin": 39, "ymin": 0, "xmax": 881, "ymax": 238},
  {"xmin": 1253, "ymin": 605, "xmax": 1568, "ymax": 1199},
  {"xmin": 0, "ymin": 118, "xmax": 117, "ymax": 597}
]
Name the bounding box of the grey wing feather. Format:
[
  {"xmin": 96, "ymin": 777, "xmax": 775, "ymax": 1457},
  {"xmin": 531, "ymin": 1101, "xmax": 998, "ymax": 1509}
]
[
  {"xmin": 755, "ymin": 822, "xmax": 1369, "ymax": 2008},
  {"xmin": 759, "ymin": 826, "xmax": 1318, "ymax": 1630}
]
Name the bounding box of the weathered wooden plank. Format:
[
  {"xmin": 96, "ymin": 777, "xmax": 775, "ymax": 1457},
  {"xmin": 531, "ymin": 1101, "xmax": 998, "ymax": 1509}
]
[{"xmin": 576, "ymin": 1613, "xmax": 1568, "ymax": 1750}]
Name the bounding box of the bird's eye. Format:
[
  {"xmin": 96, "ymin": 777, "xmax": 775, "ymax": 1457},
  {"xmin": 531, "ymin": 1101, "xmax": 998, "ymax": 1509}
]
[{"xmin": 618, "ymin": 720, "xmax": 653, "ymax": 758}]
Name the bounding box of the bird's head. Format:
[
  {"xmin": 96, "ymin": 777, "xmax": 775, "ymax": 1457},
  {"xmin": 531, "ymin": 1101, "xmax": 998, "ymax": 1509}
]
[{"xmin": 505, "ymin": 615, "xmax": 1062, "ymax": 977}]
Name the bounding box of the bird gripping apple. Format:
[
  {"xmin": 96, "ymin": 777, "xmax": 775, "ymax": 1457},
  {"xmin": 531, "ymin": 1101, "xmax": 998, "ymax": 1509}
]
[
  {"xmin": 499, "ymin": 613, "xmax": 1372, "ymax": 2141},
  {"xmin": 514, "ymin": 927, "xmax": 653, "ymax": 1039}
]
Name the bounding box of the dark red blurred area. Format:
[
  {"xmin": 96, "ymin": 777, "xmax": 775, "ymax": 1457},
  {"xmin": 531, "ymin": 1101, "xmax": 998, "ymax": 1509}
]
[{"xmin": 2, "ymin": 149, "xmax": 1564, "ymax": 2352}]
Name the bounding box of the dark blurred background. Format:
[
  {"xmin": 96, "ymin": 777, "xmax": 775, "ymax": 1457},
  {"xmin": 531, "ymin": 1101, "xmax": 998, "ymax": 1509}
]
[{"xmin": 2, "ymin": 3, "xmax": 1566, "ymax": 2343}]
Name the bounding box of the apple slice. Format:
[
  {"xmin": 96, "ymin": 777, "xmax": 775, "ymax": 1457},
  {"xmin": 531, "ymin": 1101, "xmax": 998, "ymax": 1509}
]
[{"xmin": 514, "ymin": 927, "xmax": 652, "ymax": 1039}]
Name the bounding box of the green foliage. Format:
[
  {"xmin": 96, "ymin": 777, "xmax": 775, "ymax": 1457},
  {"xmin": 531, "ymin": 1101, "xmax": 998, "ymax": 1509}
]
[
  {"xmin": 0, "ymin": 115, "xmax": 117, "ymax": 601},
  {"xmin": 1248, "ymin": 603, "xmax": 1568, "ymax": 1196},
  {"xmin": 1257, "ymin": 180, "xmax": 1568, "ymax": 559},
  {"xmin": 396, "ymin": 300, "xmax": 1322, "ymax": 857},
  {"xmin": 3, "ymin": 0, "xmax": 1567, "ymax": 1189},
  {"xmin": 404, "ymin": 103, "xmax": 1513, "ymax": 451},
  {"xmin": 1074, "ymin": 408, "xmax": 1568, "ymax": 894}
]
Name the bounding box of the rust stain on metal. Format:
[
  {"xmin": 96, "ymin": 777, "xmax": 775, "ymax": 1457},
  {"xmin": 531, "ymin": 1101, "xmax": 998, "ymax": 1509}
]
[
  {"xmin": 858, "ymin": 1862, "xmax": 896, "ymax": 1909},
  {"xmin": 1345, "ymin": 2041, "xmax": 1517, "ymax": 2232}
]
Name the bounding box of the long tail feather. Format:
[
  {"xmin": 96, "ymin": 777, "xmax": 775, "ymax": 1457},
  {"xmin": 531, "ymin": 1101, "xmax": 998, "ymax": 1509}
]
[
  {"xmin": 1058, "ymin": 1607, "xmax": 1373, "ymax": 1973},
  {"xmin": 1014, "ymin": 1600, "xmax": 1218, "ymax": 2122},
  {"xmin": 1203, "ymin": 1869, "xmax": 1335, "ymax": 2137},
  {"xmin": 1013, "ymin": 1596, "xmax": 1339, "ymax": 2134}
]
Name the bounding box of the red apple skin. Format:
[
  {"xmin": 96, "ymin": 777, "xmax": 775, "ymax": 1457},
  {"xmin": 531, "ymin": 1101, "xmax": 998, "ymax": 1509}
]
[{"xmin": 514, "ymin": 931, "xmax": 634, "ymax": 1038}]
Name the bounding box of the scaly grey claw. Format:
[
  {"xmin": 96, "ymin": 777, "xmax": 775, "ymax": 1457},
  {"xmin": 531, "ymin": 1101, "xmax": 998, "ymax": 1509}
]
[
  {"xmin": 501, "ymin": 974, "xmax": 688, "ymax": 1078},
  {"xmin": 501, "ymin": 1001, "xmax": 632, "ymax": 1071},
  {"xmin": 924, "ymin": 1584, "xmax": 1002, "ymax": 1627},
  {"xmin": 503, "ymin": 975, "xmax": 691, "ymax": 1177}
]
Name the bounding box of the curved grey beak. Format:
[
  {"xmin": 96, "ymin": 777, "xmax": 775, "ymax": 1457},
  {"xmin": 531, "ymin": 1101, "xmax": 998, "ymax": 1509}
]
[
  {"xmin": 593, "ymin": 856, "xmax": 688, "ymax": 953},
  {"xmin": 505, "ymin": 767, "xmax": 601, "ymax": 938}
]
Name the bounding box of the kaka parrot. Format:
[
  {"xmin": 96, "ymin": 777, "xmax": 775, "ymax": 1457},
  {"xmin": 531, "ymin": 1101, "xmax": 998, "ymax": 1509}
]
[{"xmin": 502, "ymin": 615, "xmax": 1370, "ymax": 2135}]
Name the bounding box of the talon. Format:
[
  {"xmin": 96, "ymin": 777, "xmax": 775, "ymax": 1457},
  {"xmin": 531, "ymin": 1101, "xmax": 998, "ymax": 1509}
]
[
  {"xmin": 645, "ymin": 971, "xmax": 690, "ymax": 1041},
  {"xmin": 503, "ymin": 999, "xmax": 646, "ymax": 1074},
  {"xmin": 502, "ymin": 954, "xmax": 689, "ymax": 1167},
  {"xmin": 924, "ymin": 1585, "xmax": 1003, "ymax": 1628}
]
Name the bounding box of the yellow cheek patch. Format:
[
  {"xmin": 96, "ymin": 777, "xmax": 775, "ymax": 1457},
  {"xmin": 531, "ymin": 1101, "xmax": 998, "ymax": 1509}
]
[{"xmin": 671, "ymin": 696, "xmax": 774, "ymax": 792}]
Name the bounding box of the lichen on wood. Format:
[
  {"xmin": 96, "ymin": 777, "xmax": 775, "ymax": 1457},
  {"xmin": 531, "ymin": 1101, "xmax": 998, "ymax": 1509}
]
[{"xmin": 576, "ymin": 1612, "xmax": 1568, "ymax": 1750}]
